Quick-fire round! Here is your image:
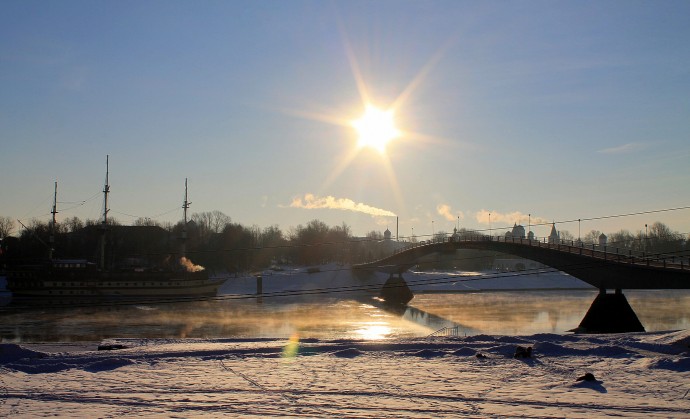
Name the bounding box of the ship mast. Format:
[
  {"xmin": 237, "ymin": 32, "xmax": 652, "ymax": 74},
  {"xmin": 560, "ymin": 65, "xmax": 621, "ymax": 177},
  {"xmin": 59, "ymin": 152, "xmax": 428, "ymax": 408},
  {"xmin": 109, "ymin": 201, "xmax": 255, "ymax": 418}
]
[
  {"xmin": 181, "ymin": 178, "xmax": 190, "ymax": 258},
  {"xmin": 49, "ymin": 181, "xmax": 58, "ymax": 260},
  {"xmin": 99, "ymin": 155, "xmax": 110, "ymax": 270}
]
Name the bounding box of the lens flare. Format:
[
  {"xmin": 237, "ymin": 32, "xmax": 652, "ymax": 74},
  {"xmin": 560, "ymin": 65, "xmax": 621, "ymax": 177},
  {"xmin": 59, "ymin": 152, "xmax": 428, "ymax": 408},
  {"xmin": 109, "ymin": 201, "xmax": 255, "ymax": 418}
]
[{"xmin": 282, "ymin": 333, "xmax": 300, "ymax": 358}]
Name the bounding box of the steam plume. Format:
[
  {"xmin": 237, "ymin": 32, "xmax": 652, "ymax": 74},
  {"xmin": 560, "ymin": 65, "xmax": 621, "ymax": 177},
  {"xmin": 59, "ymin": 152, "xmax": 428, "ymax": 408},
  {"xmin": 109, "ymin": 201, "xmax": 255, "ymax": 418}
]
[
  {"xmin": 437, "ymin": 204, "xmax": 464, "ymax": 222},
  {"xmin": 179, "ymin": 257, "xmax": 205, "ymax": 272},
  {"xmin": 290, "ymin": 193, "xmax": 396, "ymax": 217}
]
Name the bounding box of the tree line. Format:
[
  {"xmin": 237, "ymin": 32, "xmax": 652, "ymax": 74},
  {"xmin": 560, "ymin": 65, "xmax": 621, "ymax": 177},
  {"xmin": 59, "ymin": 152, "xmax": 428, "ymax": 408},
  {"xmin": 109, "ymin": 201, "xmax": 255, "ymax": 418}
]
[
  {"xmin": 1, "ymin": 214, "xmax": 688, "ymax": 273},
  {"xmin": 0, "ymin": 212, "xmax": 400, "ymax": 273},
  {"xmin": 554, "ymin": 221, "xmax": 688, "ymax": 257}
]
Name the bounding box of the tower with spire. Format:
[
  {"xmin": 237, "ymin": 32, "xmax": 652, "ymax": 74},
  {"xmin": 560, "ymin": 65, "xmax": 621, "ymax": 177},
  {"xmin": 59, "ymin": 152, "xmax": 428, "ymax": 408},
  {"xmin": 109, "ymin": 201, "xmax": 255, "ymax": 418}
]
[{"xmin": 548, "ymin": 223, "xmax": 559, "ymax": 244}]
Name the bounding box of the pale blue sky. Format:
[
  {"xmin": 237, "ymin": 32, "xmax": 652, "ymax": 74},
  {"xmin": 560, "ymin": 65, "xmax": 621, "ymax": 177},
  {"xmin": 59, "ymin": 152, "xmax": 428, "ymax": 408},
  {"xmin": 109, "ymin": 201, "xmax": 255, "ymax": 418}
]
[{"xmin": 2, "ymin": 0, "xmax": 689, "ymax": 239}]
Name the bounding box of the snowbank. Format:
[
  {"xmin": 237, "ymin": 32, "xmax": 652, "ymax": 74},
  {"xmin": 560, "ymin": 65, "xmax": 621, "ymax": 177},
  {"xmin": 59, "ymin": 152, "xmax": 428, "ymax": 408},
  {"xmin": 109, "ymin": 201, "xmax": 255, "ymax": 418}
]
[
  {"xmin": 2, "ymin": 331, "xmax": 689, "ymax": 417},
  {"xmin": 406, "ymin": 269, "xmax": 594, "ymax": 292},
  {"xmin": 216, "ymin": 265, "xmax": 594, "ymax": 300}
]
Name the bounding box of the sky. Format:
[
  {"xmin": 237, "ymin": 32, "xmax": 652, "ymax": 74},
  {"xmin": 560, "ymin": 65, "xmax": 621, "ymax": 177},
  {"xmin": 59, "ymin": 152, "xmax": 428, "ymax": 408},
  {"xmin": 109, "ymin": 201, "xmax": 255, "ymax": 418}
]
[{"xmin": 2, "ymin": 0, "xmax": 689, "ymax": 240}]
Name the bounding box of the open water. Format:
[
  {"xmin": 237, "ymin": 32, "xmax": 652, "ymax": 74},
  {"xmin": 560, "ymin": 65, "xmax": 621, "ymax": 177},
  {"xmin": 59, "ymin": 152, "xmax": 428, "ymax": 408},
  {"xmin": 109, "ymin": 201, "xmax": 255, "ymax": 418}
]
[{"xmin": 1, "ymin": 289, "xmax": 689, "ymax": 343}]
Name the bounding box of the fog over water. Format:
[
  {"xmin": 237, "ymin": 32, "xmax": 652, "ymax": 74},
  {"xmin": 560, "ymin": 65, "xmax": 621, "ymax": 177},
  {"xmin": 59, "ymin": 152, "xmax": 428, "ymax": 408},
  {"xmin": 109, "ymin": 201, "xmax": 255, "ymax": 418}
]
[{"xmin": 2, "ymin": 289, "xmax": 689, "ymax": 343}]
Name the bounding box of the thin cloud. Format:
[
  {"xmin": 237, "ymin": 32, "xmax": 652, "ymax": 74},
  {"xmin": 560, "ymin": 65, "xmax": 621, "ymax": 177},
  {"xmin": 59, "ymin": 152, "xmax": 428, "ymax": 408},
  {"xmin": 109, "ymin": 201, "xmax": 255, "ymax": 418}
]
[
  {"xmin": 289, "ymin": 193, "xmax": 396, "ymax": 217},
  {"xmin": 475, "ymin": 210, "xmax": 548, "ymax": 227},
  {"xmin": 437, "ymin": 204, "xmax": 464, "ymax": 222},
  {"xmin": 597, "ymin": 142, "xmax": 646, "ymax": 154}
]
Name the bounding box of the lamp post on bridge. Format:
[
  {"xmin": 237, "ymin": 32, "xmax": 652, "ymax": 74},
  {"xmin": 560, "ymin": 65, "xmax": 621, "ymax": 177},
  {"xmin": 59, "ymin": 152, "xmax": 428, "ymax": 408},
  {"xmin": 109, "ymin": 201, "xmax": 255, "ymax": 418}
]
[
  {"xmin": 489, "ymin": 212, "xmax": 491, "ymax": 238},
  {"xmin": 578, "ymin": 219, "xmax": 581, "ymax": 242},
  {"xmin": 432, "ymin": 220, "xmax": 434, "ymax": 239},
  {"xmin": 528, "ymin": 214, "xmax": 531, "ymax": 238}
]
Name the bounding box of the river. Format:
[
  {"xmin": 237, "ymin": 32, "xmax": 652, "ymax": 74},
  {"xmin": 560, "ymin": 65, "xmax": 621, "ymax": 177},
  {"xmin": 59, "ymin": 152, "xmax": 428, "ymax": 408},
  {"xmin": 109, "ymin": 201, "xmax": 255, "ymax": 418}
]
[{"xmin": 2, "ymin": 289, "xmax": 689, "ymax": 343}]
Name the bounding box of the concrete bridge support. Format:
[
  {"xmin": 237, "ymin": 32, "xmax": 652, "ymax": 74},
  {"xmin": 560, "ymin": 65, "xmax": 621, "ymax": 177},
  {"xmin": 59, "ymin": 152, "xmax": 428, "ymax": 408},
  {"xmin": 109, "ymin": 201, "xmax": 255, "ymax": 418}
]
[
  {"xmin": 379, "ymin": 274, "xmax": 414, "ymax": 307},
  {"xmin": 576, "ymin": 289, "xmax": 645, "ymax": 333}
]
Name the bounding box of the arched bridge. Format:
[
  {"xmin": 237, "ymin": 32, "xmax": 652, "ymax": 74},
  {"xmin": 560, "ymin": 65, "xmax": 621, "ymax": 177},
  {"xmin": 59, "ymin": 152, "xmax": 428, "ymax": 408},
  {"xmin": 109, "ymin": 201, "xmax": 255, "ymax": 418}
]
[{"xmin": 353, "ymin": 236, "xmax": 690, "ymax": 290}]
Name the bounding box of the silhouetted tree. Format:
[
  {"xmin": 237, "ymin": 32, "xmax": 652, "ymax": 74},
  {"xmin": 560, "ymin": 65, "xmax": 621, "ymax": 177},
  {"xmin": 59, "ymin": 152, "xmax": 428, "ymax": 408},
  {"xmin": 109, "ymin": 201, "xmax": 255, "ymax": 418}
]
[
  {"xmin": 560, "ymin": 230, "xmax": 574, "ymax": 241},
  {"xmin": 191, "ymin": 211, "xmax": 231, "ymax": 237},
  {"xmin": 0, "ymin": 216, "xmax": 14, "ymax": 238},
  {"xmin": 365, "ymin": 230, "xmax": 383, "ymax": 240},
  {"xmin": 598, "ymin": 223, "xmax": 684, "ymax": 257},
  {"xmin": 455, "ymin": 228, "xmax": 476, "ymax": 240},
  {"xmin": 287, "ymin": 220, "xmax": 356, "ymax": 265},
  {"xmin": 63, "ymin": 216, "xmax": 84, "ymax": 233},
  {"xmin": 646, "ymin": 222, "xmax": 684, "ymax": 256},
  {"xmin": 608, "ymin": 229, "xmax": 636, "ymax": 249},
  {"xmin": 133, "ymin": 217, "xmax": 160, "ymax": 227},
  {"xmin": 434, "ymin": 231, "xmax": 448, "ymax": 241},
  {"xmin": 218, "ymin": 222, "xmax": 254, "ymax": 272},
  {"xmin": 254, "ymin": 224, "xmax": 287, "ymax": 266},
  {"xmin": 583, "ymin": 230, "xmax": 602, "ymax": 244}
]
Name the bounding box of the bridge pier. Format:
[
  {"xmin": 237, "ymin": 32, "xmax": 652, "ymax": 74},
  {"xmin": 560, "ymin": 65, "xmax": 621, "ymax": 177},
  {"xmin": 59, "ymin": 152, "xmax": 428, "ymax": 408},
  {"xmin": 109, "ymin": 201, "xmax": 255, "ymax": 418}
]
[
  {"xmin": 575, "ymin": 288, "xmax": 645, "ymax": 333},
  {"xmin": 379, "ymin": 274, "xmax": 414, "ymax": 307},
  {"xmin": 256, "ymin": 275, "xmax": 263, "ymax": 304}
]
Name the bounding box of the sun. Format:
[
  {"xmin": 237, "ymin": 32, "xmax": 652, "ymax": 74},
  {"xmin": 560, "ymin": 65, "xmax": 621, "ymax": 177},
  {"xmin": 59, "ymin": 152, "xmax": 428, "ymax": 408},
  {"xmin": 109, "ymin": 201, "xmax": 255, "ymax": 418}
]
[{"xmin": 351, "ymin": 105, "xmax": 400, "ymax": 154}]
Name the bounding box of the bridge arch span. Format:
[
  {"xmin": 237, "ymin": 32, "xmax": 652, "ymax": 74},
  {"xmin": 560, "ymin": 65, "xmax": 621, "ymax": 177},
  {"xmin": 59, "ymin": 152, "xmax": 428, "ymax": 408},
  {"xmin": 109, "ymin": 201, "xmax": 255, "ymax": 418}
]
[{"xmin": 353, "ymin": 237, "xmax": 690, "ymax": 290}]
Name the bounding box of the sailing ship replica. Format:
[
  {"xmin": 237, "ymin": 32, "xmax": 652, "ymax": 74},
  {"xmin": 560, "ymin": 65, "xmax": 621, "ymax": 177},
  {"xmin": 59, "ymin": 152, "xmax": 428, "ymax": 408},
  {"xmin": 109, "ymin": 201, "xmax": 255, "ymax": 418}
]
[{"xmin": 5, "ymin": 157, "xmax": 224, "ymax": 303}]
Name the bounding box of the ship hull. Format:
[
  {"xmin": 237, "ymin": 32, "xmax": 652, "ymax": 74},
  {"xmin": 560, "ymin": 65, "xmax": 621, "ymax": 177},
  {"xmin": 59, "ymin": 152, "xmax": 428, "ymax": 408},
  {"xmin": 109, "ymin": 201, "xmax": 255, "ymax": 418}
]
[{"xmin": 6, "ymin": 264, "xmax": 223, "ymax": 303}]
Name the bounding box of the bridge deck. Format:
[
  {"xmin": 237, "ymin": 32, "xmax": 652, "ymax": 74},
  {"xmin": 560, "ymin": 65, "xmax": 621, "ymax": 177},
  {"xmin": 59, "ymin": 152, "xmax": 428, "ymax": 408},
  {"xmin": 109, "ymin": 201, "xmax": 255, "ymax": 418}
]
[{"xmin": 353, "ymin": 236, "xmax": 690, "ymax": 290}]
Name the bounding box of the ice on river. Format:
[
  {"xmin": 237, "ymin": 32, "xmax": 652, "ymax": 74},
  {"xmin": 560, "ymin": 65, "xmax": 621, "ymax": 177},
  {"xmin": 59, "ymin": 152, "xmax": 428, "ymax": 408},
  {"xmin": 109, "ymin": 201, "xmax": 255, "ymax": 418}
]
[{"xmin": 2, "ymin": 330, "xmax": 690, "ymax": 417}]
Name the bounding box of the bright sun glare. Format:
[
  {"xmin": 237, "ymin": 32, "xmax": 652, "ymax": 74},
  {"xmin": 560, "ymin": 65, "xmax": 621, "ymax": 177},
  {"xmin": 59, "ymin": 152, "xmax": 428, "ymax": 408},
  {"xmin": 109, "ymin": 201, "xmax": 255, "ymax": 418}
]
[{"xmin": 351, "ymin": 105, "xmax": 400, "ymax": 154}]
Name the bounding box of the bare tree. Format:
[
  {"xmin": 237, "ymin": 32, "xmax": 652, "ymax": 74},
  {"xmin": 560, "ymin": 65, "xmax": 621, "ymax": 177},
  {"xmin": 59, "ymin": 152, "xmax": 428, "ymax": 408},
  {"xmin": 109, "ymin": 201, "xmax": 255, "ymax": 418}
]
[
  {"xmin": 0, "ymin": 216, "xmax": 14, "ymax": 238},
  {"xmin": 560, "ymin": 230, "xmax": 574, "ymax": 241},
  {"xmin": 583, "ymin": 229, "xmax": 602, "ymax": 244},
  {"xmin": 608, "ymin": 229, "xmax": 635, "ymax": 249},
  {"xmin": 648, "ymin": 222, "xmax": 681, "ymax": 241},
  {"xmin": 366, "ymin": 230, "xmax": 383, "ymax": 240},
  {"xmin": 434, "ymin": 230, "xmax": 449, "ymax": 241},
  {"xmin": 210, "ymin": 210, "xmax": 231, "ymax": 233},
  {"xmin": 161, "ymin": 221, "xmax": 173, "ymax": 232},
  {"xmin": 63, "ymin": 216, "xmax": 84, "ymax": 233},
  {"xmin": 647, "ymin": 222, "xmax": 684, "ymax": 255},
  {"xmin": 133, "ymin": 217, "xmax": 160, "ymax": 227},
  {"xmin": 191, "ymin": 211, "xmax": 231, "ymax": 241}
]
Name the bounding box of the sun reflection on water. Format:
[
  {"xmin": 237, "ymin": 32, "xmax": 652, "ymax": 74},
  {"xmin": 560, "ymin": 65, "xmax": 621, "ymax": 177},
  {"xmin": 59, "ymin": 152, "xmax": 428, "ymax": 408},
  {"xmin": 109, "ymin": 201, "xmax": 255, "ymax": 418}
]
[{"xmin": 354, "ymin": 323, "xmax": 392, "ymax": 340}]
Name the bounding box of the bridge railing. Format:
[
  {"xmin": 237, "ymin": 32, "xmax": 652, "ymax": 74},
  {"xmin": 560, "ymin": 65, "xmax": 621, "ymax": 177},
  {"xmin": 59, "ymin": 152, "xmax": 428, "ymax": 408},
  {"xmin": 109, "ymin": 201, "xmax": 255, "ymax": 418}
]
[
  {"xmin": 427, "ymin": 325, "xmax": 463, "ymax": 338},
  {"xmin": 361, "ymin": 233, "xmax": 689, "ymax": 271},
  {"xmin": 454, "ymin": 234, "xmax": 690, "ymax": 271}
]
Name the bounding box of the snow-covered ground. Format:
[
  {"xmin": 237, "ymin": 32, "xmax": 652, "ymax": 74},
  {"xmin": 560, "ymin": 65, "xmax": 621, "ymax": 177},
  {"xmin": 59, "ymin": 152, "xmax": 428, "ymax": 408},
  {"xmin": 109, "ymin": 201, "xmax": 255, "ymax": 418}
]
[
  {"xmin": 2, "ymin": 266, "xmax": 688, "ymax": 417},
  {"xmin": 405, "ymin": 269, "xmax": 594, "ymax": 293},
  {"xmin": 217, "ymin": 264, "xmax": 593, "ymax": 300},
  {"xmin": 2, "ymin": 331, "xmax": 689, "ymax": 417}
]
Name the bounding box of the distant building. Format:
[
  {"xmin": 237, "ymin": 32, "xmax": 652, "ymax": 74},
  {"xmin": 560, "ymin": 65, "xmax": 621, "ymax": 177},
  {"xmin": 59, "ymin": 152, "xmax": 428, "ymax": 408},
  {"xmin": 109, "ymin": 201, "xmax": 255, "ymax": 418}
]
[
  {"xmin": 548, "ymin": 223, "xmax": 560, "ymax": 244},
  {"xmin": 379, "ymin": 227, "xmax": 406, "ymax": 256},
  {"xmin": 599, "ymin": 233, "xmax": 607, "ymax": 246},
  {"xmin": 506, "ymin": 223, "xmax": 526, "ymax": 239}
]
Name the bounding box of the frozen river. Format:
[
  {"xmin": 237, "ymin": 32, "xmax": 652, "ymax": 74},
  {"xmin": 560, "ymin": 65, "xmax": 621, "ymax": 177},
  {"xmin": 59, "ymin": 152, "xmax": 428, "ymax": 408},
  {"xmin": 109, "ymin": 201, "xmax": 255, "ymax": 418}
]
[{"xmin": 2, "ymin": 289, "xmax": 690, "ymax": 343}]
